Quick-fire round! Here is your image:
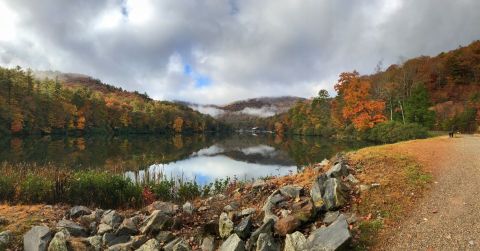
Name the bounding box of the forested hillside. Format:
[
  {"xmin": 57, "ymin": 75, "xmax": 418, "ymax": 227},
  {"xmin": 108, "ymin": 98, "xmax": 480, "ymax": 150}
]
[
  {"xmin": 0, "ymin": 66, "xmax": 225, "ymax": 135},
  {"xmin": 269, "ymin": 40, "xmax": 480, "ymax": 140}
]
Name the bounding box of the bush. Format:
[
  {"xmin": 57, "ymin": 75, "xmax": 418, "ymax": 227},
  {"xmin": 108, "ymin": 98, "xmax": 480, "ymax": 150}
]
[
  {"xmin": 0, "ymin": 176, "xmax": 16, "ymax": 202},
  {"xmin": 177, "ymin": 181, "xmax": 202, "ymax": 201},
  {"xmin": 68, "ymin": 172, "xmax": 142, "ymax": 208},
  {"xmin": 364, "ymin": 121, "xmax": 428, "ymax": 143},
  {"xmin": 19, "ymin": 175, "xmax": 55, "ymax": 203},
  {"xmin": 150, "ymin": 179, "xmax": 175, "ymax": 201}
]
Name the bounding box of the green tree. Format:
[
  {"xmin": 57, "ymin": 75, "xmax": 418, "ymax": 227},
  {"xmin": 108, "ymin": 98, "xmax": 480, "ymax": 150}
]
[{"xmin": 404, "ymin": 84, "xmax": 435, "ymax": 128}]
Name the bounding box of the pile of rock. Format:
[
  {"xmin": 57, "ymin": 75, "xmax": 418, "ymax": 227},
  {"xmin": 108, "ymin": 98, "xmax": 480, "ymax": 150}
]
[{"xmin": 20, "ymin": 155, "xmax": 359, "ymax": 251}]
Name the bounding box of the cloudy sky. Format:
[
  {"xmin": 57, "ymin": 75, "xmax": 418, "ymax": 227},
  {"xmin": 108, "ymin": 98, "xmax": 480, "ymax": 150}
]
[{"xmin": 1, "ymin": 0, "xmax": 479, "ymax": 104}]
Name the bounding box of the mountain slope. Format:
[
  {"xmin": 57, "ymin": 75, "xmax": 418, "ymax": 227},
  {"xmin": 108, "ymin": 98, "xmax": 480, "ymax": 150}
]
[{"xmin": 0, "ymin": 67, "xmax": 225, "ymax": 135}]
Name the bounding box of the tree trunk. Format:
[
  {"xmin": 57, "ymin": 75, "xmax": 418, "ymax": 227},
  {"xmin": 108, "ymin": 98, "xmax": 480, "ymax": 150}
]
[{"xmin": 398, "ymin": 100, "xmax": 405, "ymax": 124}]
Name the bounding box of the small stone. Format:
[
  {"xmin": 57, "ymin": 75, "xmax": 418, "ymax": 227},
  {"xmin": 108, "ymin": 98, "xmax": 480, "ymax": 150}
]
[
  {"xmin": 256, "ymin": 233, "xmax": 280, "ymax": 251},
  {"xmin": 346, "ymin": 174, "xmax": 359, "ymax": 184},
  {"xmin": 239, "ymin": 208, "xmax": 256, "ymax": 217},
  {"xmin": 198, "ymin": 206, "xmax": 209, "ymax": 212},
  {"xmin": 101, "ymin": 210, "xmax": 124, "ymax": 229},
  {"xmin": 219, "ymin": 212, "xmax": 234, "ymax": 238},
  {"xmin": 359, "ymin": 184, "xmax": 370, "ymax": 192},
  {"xmin": 284, "ymin": 231, "xmax": 306, "ymax": 251},
  {"xmin": 136, "ymin": 238, "xmax": 161, "ymax": 251},
  {"xmin": 24, "ymin": 226, "xmax": 53, "ymax": 251},
  {"xmin": 48, "ymin": 231, "xmax": 69, "ymax": 251},
  {"xmin": 182, "ymin": 202, "xmax": 195, "ymax": 214},
  {"xmin": 219, "ymin": 234, "xmax": 245, "ymax": 251},
  {"xmin": 104, "ymin": 234, "xmax": 131, "ymax": 247},
  {"xmin": 0, "ymin": 231, "xmax": 12, "ymax": 250},
  {"xmin": 323, "ymin": 211, "xmax": 340, "ymax": 224},
  {"xmin": 87, "ymin": 235, "xmax": 103, "ymax": 251},
  {"xmin": 69, "ymin": 206, "xmax": 92, "ymax": 218},
  {"xmin": 201, "ymin": 236, "xmax": 215, "ymax": 251}
]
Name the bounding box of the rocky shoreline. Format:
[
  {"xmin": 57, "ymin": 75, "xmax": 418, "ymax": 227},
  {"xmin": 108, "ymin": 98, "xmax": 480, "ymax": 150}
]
[{"xmin": 0, "ymin": 155, "xmax": 364, "ymax": 251}]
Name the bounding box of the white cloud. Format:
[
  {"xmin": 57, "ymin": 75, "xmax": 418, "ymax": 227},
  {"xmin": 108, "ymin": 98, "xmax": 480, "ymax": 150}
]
[{"xmin": 1, "ymin": 0, "xmax": 480, "ymax": 104}]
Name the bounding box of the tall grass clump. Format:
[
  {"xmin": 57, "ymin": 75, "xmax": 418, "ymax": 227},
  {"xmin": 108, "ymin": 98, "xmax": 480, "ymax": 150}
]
[
  {"xmin": 68, "ymin": 171, "xmax": 142, "ymax": 208},
  {"xmin": 0, "ymin": 176, "xmax": 15, "ymax": 202}
]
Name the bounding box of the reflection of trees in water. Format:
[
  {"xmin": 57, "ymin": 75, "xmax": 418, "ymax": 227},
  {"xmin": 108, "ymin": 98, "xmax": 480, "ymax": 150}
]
[
  {"xmin": 0, "ymin": 134, "xmax": 216, "ymax": 172},
  {"xmin": 0, "ymin": 133, "xmax": 371, "ymax": 173}
]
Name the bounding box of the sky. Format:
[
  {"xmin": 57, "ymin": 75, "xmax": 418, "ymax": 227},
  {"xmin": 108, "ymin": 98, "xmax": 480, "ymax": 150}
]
[{"xmin": 1, "ymin": 0, "xmax": 480, "ymax": 105}]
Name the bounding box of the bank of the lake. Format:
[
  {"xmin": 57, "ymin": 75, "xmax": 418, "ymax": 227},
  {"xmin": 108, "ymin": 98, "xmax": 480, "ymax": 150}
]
[{"xmin": 0, "ymin": 136, "xmax": 441, "ymax": 250}]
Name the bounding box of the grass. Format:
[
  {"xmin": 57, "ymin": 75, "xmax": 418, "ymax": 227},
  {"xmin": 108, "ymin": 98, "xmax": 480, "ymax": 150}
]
[
  {"xmin": 0, "ymin": 162, "xmax": 236, "ymax": 208},
  {"xmin": 348, "ymin": 146, "xmax": 433, "ymax": 250}
]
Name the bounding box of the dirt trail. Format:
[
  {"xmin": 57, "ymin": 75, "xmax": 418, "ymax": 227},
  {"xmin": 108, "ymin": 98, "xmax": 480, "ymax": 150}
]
[{"xmin": 380, "ymin": 135, "xmax": 480, "ymax": 250}]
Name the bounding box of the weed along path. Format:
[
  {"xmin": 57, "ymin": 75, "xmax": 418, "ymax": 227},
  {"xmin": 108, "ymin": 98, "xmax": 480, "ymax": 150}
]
[{"xmin": 380, "ymin": 135, "xmax": 480, "ymax": 250}]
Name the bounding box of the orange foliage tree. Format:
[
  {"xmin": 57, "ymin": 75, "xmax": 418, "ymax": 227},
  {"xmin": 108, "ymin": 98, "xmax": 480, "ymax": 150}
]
[{"xmin": 335, "ymin": 72, "xmax": 386, "ymax": 130}]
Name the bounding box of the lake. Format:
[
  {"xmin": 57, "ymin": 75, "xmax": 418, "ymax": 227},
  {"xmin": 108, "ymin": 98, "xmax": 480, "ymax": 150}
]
[{"xmin": 0, "ymin": 133, "xmax": 369, "ymax": 185}]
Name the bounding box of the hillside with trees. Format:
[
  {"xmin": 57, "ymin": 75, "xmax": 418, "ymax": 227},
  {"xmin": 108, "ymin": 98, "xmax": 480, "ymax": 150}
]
[
  {"xmin": 269, "ymin": 40, "xmax": 480, "ymax": 140},
  {"xmin": 0, "ymin": 67, "xmax": 226, "ymax": 135}
]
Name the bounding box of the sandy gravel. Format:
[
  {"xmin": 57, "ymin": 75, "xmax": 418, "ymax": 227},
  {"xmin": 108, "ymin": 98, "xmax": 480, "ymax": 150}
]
[{"xmin": 380, "ymin": 135, "xmax": 480, "ymax": 250}]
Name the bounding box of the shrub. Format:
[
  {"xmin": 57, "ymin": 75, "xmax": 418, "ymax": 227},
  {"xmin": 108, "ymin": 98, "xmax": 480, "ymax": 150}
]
[
  {"xmin": 19, "ymin": 175, "xmax": 55, "ymax": 203},
  {"xmin": 177, "ymin": 181, "xmax": 201, "ymax": 201},
  {"xmin": 364, "ymin": 121, "xmax": 428, "ymax": 143},
  {"xmin": 0, "ymin": 176, "xmax": 16, "ymax": 202},
  {"xmin": 150, "ymin": 179, "xmax": 175, "ymax": 201}
]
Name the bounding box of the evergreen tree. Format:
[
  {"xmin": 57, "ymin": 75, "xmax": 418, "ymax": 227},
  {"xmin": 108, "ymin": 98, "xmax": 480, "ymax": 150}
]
[{"xmin": 404, "ymin": 84, "xmax": 435, "ymax": 128}]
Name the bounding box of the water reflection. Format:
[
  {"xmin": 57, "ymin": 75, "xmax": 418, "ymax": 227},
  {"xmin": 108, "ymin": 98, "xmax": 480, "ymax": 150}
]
[{"xmin": 0, "ymin": 133, "xmax": 370, "ymax": 183}]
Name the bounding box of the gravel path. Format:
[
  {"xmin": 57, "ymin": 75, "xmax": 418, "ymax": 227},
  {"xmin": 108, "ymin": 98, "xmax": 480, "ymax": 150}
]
[{"xmin": 381, "ymin": 135, "xmax": 480, "ymax": 250}]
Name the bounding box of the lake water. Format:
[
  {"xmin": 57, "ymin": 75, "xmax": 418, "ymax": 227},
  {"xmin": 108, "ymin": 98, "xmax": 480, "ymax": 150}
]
[{"xmin": 0, "ymin": 133, "xmax": 369, "ymax": 185}]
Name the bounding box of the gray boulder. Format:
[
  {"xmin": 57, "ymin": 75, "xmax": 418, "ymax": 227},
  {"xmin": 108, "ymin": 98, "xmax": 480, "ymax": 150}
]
[
  {"xmin": 323, "ymin": 178, "xmax": 347, "ymax": 211},
  {"xmin": 108, "ymin": 242, "xmax": 132, "ymax": 251},
  {"xmin": 256, "ymin": 233, "xmax": 280, "ymax": 251},
  {"xmin": 279, "ymin": 185, "xmax": 302, "ymax": 200},
  {"xmin": 116, "ymin": 218, "xmax": 139, "ymax": 236},
  {"xmin": 219, "ymin": 212, "xmax": 234, "ymax": 238},
  {"xmin": 252, "ymin": 179, "xmax": 266, "ymax": 189},
  {"xmin": 140, "ymin": 210, "xmax": 172, "ymax": 234},
  {"xmin": 101, "ymin": 210, "xmax": 124, "ymax": 229},
  {"xmin": 247, "ymin": 218, "xmax": 274, "ymax": 250},
  {"xmin": 24, "ymin": 226, "xmax": 53, "ymax": 251},
  {"xmin": 302, "ymin": 214, "xmax": 351, "ymax": 251},
  {"xmin": 346, "ymin": 174, "xmax": 359, "ymax": 184},
  {"xmin": 97, "ymin": 223, "xmax": 114, "ymax": 235},
  {"xmin": 69, "ymin": 206, "xmax": 92, "ymax": 218},
  {"xmin": 326, "ymin": 162, "xmax": 349, "ymax": 178},
  {"xmin": 47, "ymin": 231, "xmax": 69, "ymax": 251},
  {"xmin": 103, "ymin": 233, "xmax": 131, "ymax": 247},
  {"xmin": 310, "ymin": 174, "xmax": 328, "ymax": 210},
  {"xmin": 219, "ymin": 234, "xmax": 245, "ymax": 251},
  {"xmin": 239, "ymin": 208, "xmax": 256, "ymax": 217},
  {"xmin": 56, "ymin": 219, "xmax": 88, "ymax": 237},
  {"xmin": 284, "ymin": 231, "xmax": 306, "ymax": 251},
  {"xmin": 0, "ymin": 230, "xmax": 12, "ymax": 250},
  {"xmin": 136, "ymin": 238, "xmax": 161, "ymax": 251},
  {"xmin": 148, "ymin": 201, "xmax": 179, "ymax": 215},
  {"xmin": 172, "ymin": 239, "xmax": 191, "ymax": 251},
  {"xmin": 323, "ymin": 211, "xmax": 340, "ymax": 224},
  {"xmin": 234, "ymin": 215, "xmax": 252, "ymax": 239},
  {"xmin": 130, "ymin": 235, "xmax": 148, "ymax": 249}
]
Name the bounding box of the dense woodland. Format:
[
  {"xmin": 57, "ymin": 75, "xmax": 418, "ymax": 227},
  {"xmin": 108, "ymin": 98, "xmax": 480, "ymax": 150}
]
[
  {"xmin": 268, "ymin": 40, "xmax": 480, "ymax": 140},
  {"xmin": 0, "ymin": 67, "xmax": 226, "ymax": 135}
]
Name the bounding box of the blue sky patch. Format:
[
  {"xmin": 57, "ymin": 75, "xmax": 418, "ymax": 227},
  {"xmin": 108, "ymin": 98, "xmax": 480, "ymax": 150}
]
[{"xmin": 183, "ymin": 63, "xmax": 212, "ymax": 88}]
